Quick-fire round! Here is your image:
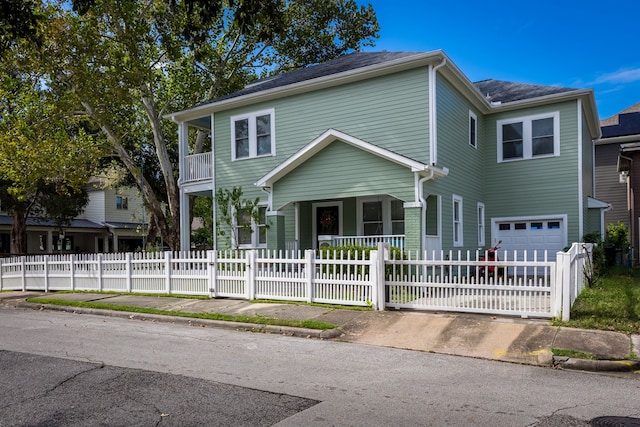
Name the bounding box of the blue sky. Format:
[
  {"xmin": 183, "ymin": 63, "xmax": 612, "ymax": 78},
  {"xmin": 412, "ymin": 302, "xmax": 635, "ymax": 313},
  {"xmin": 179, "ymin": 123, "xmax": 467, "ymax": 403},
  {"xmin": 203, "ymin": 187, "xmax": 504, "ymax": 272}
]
[{"xmin": 360, "ymin": 0, "xmax": 640, "ymax": 119}]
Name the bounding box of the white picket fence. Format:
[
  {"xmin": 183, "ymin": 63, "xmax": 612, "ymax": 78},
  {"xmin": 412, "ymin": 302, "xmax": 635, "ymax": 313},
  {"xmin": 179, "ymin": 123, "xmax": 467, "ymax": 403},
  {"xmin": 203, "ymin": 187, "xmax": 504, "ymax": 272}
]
[{"xmin": 0, "ymin": 243, "xmax": 592, "ymax": 319}]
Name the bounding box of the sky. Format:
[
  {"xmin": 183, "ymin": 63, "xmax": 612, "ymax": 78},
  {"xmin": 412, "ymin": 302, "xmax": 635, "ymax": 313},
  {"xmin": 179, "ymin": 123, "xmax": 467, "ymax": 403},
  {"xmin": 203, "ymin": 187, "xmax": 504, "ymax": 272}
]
[{"xmin": 359, "ymin": 0, "xmax": 640, "ymax": 120}]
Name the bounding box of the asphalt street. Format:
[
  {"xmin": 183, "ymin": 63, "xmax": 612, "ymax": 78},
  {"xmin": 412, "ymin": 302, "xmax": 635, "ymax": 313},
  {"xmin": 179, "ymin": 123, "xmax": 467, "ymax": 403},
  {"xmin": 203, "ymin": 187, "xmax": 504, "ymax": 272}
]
[
  {"xmin": 0, "ymin": 350, "xmax": 316, "ymax": 427},
  {"xmin": 1, "ymin": 309, "xmax": 640, "ymax": 426}
]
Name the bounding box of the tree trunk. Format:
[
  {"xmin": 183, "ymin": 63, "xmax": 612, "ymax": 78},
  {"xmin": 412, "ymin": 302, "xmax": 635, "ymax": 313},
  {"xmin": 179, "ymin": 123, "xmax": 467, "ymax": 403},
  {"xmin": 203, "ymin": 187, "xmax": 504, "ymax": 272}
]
[
  {"xmin": 81, "ymin": 100, "xmax": 181, "ymax": 251},
  {"xmin": 10, "ymin": 207, "xmax": 28, "ymax": 255}
]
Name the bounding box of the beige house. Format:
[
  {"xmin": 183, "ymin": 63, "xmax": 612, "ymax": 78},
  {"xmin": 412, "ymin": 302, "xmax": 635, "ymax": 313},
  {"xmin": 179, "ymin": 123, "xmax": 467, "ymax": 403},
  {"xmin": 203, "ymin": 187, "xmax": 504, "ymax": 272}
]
[{"xmin": 0, "ymin": 181, "xmax": 148, "ymax": 255}]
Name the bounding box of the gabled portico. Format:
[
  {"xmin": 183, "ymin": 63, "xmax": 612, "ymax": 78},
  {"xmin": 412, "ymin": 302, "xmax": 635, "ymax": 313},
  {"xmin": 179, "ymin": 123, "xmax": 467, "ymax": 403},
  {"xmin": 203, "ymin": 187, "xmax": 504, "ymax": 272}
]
[{"xmin": 255, "ymin": 129, "xmax": 448, "ymax": 252}]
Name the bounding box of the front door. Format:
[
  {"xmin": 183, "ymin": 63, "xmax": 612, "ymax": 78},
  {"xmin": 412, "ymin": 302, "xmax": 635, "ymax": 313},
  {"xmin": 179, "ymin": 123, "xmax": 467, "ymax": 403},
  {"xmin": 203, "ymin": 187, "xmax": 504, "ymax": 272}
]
[{"xmin": 314, "ymin": 202, "xmax": 341, "ymax": 248}]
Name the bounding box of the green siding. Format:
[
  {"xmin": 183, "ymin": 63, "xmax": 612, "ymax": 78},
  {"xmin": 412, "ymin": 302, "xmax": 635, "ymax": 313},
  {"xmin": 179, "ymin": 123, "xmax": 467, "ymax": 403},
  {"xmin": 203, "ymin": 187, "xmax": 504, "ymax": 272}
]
[
  {"xmin": 272, "ymin": 141, "xmax": 415, "ymax": 209},
  {"xmin": 213, "ymin": 67, "xmax": 430, "ymax": 203},
  {"xmin": 483, "ymin": 101, "xmax": 582, "ymax": 242},
  {"xmin": 425, "ymin": 75, "xmax": 486, "ymax": 251}
]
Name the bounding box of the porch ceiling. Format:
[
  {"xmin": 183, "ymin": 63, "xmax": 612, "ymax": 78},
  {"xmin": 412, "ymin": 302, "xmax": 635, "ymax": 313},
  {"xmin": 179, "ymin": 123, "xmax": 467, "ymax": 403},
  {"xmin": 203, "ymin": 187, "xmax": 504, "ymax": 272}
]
[{"xmin": 255, "ymin": 128, "xmax": 447, "ymax": 188}]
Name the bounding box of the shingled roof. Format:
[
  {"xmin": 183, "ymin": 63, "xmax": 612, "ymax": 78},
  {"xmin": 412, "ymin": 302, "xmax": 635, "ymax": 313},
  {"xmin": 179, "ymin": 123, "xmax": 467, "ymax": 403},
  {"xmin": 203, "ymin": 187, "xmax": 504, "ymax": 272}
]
[
  {"xmin": 211, "ymin": 51, "xmax": 420, "ymax": 104},
  {"xmin": 200, "ymin": 52, "xmax": 581, "ymax": 107},
  {"xmin": 472, "ymin": 79, "xmax": 577, "ymax": 104}
]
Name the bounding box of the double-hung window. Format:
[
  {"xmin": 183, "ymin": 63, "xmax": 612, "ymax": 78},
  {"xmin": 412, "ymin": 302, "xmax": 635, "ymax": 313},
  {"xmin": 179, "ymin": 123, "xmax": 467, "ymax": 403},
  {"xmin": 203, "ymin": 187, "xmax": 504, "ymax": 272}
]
[
  {"xmin": 453, "ymin": 195, "xmax": 463, "ymax": 247},
  {"xmin": 497, "ymin": 112, "xmax": 559, "ymax": 162},
  {"xmin": 116, "ymin": 195, "xmax": 128, "ymax": 210},
  {"xmin": 231, "ymin": 109, "xmax": 275, "ymax": 160},
  {"xmin": 236, "ymin": 206, "xmax": 267, "ymax": 248}
]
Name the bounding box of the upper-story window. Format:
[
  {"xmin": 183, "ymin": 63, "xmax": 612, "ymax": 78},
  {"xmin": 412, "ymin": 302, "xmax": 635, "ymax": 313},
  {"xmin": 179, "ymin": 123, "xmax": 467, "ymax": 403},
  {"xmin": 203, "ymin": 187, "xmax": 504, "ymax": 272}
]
[
  {"xmin": 116, "ymin": 195, "xmax": 128, "ymax": 210},
  {"xmin": 469, "ymin": 111, "xmax": 477, "ymax": 148},
  {"xmin": 497, "ymin": 112, "xmax": 559, "ymax": 162},
  {"xmin": 231, "ymin": 109, "xmax": 275, "ymax": 160}
]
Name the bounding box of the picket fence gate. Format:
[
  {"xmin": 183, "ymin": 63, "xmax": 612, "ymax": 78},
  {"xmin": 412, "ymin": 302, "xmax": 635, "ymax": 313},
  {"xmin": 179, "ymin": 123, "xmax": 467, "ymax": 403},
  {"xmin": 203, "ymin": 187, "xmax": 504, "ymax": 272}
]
[{"xmin": 0, "ymin": 243, "xmax": 592, "ymax": 320}]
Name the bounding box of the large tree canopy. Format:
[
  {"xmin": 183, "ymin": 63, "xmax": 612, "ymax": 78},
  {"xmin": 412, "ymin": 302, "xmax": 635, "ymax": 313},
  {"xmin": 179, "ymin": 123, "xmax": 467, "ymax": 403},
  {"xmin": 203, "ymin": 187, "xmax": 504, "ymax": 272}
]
[
  {"xmin": 35, "ymin": 0, "xmax": 378, "ymax": 250},
  {"xmin": 0, "ymin": 46, "xmax": 103, "ymax": 253}
]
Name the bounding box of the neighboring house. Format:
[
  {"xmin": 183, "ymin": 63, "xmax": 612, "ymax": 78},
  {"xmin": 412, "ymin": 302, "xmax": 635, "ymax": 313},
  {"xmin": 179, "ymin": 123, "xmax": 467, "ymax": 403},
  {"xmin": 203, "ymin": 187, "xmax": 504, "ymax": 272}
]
[
  {"xmin": 595, "ymin": 102, "xmax": 640, "ymax": 261},
  {"xmin": 0, "ymin": 182, "xmax": 148, "ymax": 255},
  {"xmin": 167, "ymin": 50, "xmax": 603, "ymax": 260}
]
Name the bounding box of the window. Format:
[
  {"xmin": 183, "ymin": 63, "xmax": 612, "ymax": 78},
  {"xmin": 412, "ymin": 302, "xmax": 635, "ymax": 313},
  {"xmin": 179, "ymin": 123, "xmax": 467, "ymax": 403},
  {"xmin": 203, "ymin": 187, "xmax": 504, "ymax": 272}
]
[
  {"xmin": 236, "ymin": 206, "xmax": 267, "ymax": 248},
  {"xmin": 469, "ymin": 111, "xmax": 477, "ymax": 148},
  {"xmin": 477, "ymin": 202, "xmax": 485, "ymax": 247},
  {"xmin": 453, "ymin": 195, "xmax": 463, "ymax": 247},
  {"xmin": 362, "ymin": 201, "xmax": 383, "ymax": 235},
  {"xmin": 231, "ymin": 109, "xmax": 275, "ymax": 160},
  {"xmin": 391, "ymin": 200, "xmax": 405, "ymax": 235},
  {"xmin": 359, "ymin": 197, "xmax": 405, "ymax": 236},
  {"xmin": 497, "ymin": 112, "xmax": 559, "ymax": 162},
  {"xmin": 116, "ymin": 196, "xmax": 128, "ymax": 210}
]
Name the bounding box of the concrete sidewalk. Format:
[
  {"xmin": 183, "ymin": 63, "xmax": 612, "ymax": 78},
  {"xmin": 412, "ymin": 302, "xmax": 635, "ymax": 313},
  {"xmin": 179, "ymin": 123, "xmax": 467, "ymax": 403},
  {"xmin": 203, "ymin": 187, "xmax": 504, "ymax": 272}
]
[{"xmin": 2, "ymin": 291, "xmax": 639, "ymax": 373}]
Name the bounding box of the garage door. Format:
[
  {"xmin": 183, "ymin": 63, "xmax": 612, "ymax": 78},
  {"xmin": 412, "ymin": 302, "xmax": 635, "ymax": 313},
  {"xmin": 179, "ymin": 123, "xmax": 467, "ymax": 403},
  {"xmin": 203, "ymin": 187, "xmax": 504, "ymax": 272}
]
[{"xmin": 494, "ymin": 219, "xmax": 564, "ymax": 262}]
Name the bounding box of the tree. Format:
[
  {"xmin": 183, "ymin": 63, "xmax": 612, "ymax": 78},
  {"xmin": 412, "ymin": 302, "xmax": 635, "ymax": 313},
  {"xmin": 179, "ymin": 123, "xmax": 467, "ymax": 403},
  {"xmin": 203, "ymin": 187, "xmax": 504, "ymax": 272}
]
[
  {"xmin": 215, "ymin": 187, "xmax": 262, "ymax": 250},
  {"xmin": 40, "ymin": 0, "xmax": 378, "ymax": 250},
  {"xmin": 0, "ymin": 47, "xmax": 103, "ymax": 253}
]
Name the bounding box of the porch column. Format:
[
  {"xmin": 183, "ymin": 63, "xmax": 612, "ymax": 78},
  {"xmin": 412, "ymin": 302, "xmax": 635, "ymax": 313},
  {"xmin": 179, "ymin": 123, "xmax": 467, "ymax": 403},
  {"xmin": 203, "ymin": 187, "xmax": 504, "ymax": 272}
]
[
  {"xmin": 403, "ymin": 202, "xmax": 423, "ymax": 254},
  {"xmin": 266, "ymin": 211, "xmax": 285, "ymax": 252}
]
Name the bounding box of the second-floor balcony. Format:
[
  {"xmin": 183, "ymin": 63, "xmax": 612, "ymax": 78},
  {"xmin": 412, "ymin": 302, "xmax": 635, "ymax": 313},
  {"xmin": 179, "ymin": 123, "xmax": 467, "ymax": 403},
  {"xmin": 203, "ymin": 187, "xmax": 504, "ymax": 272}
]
[{"xmin": 183, "ymin": 152, "xmax": 213, "ymax": 184}]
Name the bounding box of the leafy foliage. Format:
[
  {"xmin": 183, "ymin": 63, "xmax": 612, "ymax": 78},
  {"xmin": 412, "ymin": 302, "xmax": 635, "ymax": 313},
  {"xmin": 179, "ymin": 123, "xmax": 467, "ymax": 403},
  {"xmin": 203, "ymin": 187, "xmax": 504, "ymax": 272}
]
[
  {"xmin": 215, "ymin": 187, "xmax": 262, "ymax": 250},
  {"xmin": 33, "ymin": 0, "xmax": 378, "ymax": 250},
  {"xmin": 0, "ymin": 47, "xmax": 103, "ymax": 252}
]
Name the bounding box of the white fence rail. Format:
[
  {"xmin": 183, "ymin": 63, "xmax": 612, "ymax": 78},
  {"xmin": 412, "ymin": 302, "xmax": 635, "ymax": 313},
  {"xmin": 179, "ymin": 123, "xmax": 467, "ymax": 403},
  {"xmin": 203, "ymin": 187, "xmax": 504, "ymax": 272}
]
[
  {"xmin": 0, "ymin": 243, "xmax": 591, "ymax": 319},
  {"xmin": 184, "ymin": 152, "xmax": 213, "ymax": 183}
]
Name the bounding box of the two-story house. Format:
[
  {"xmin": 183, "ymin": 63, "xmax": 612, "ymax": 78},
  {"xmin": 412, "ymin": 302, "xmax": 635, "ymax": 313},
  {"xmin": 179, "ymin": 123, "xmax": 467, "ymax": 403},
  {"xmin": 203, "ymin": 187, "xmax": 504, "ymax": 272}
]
[
  {"xmin": 0, "ymin": 180, "xmax": 148, "ymax": 254},
  {"xmin": 168, "ymin": 50, "xmax": 603, "ymax": 260},
  {"xmin": 595, "ymin": 103, "xmax": 640, "ymax": 262}
]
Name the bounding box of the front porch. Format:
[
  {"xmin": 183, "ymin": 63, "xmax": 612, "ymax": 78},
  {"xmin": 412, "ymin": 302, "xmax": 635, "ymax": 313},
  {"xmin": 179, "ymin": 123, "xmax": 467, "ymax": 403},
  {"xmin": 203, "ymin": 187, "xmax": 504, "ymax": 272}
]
[{"xmin": 268, "ymin": 196, "xmax": 442, "ymax": 255}]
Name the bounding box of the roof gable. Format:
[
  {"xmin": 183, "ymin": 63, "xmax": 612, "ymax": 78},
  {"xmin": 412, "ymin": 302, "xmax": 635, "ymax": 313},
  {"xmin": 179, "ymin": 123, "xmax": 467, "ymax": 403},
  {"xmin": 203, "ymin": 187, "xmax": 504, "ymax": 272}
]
[{"xmin": 255, "ymin": 129, "xmax": 447, "ymax": 188}]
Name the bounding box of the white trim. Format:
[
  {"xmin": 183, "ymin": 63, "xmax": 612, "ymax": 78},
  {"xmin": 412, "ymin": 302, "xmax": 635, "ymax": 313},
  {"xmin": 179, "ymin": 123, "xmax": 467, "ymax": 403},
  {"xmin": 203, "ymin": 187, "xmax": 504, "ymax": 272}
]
[
  {"xmin": 577, "ymin": 99, "xmax": 584, "ymax": 240},
  {"xmin": 497, "ymin": 111, "xmax": 560, "ymax": 162},
  {"xmin": 312, "ymin": 201, "xmax": 343, "ymax": 249},
  {"xmin": 230, "ymin": 108, "xmax": 275, "ymax": 160},
  {"xmin": 469, "ymin": 110, "xmax": 478, "ymax": 148},
  {"xmin": 356, "ymin": 196, "xmax": 405, "ymax": 235},
  {"xmin": 255, "ymin": 128, "xmax": 448, "ymax": 187},
  {"xmin": 235, "ymin": 203, "xmax": 268, "ymax": 249},
  {"xmin": 477, "ymin": 202, "xmax": 485, "ymax": 247},
  {"xmin": 452, "ymin": 194, "xmax": 463, "ymax": 247}
]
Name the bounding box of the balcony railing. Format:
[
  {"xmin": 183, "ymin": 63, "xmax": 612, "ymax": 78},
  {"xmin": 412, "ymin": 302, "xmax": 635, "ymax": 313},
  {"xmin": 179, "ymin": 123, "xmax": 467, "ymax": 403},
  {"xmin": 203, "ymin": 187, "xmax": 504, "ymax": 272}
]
[{"xmin": 183, "ymin": 152, "xmax": 213, "ymax": 183}]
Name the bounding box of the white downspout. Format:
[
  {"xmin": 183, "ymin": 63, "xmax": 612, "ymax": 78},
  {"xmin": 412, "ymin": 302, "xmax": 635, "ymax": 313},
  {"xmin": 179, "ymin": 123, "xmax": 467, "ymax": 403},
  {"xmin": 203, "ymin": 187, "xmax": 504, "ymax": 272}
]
[{"xmin": 429, "ymin": 57, "xmax": 447, "ymax": 166}]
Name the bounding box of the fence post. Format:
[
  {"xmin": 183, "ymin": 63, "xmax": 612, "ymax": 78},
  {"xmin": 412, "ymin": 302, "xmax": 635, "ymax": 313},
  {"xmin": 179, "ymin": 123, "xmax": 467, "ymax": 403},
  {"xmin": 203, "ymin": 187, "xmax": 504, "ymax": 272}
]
[
  {"xmin": 559, "ymin": 251, "xmax": 572, "ymax": 321},
  {"xmin": 305, "ymin": 250, "xmax": 314, "ymax": 303},
  {"xmin": 165, "ymin": 251, "xmax": 172, "ymax": 294},
  {"xmin": 0, "ymin": 258, "xmax": 3, "ymax": 291},
  {"xmin": 246, "ymin": 250, "xmax": 255, "ymax": 300},
  {"xmin": 126, "ymin": 252, "xmax": 132, "ymax": 293},
  {"xmin": 208, "ymin": 250, "xmax": 217, "ymax": 297},
  {"xmin": 376, "ymin": 243, "xmax": 389, "ymax": 310},
  {"xmin": 43, "ymin": 255, "xmax": 49, "ymax": 293},
  {"xmin": 70, "ymin": 254, "xmax": 76, "ymax": 291},
  {"xmin": 97, "ymin": 254, "xmax": 103, "ymax": 292}
]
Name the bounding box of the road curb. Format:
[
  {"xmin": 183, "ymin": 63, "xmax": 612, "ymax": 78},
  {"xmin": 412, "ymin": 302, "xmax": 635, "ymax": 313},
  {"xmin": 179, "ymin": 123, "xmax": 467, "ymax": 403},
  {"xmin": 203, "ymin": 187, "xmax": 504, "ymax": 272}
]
[
  {"xmin": 554, "ymin": 356, "xmax": 640, "ymax": 372},
  {"xmin": 16, "ymin": 302, "xmax": 342, "ymax": 339}
]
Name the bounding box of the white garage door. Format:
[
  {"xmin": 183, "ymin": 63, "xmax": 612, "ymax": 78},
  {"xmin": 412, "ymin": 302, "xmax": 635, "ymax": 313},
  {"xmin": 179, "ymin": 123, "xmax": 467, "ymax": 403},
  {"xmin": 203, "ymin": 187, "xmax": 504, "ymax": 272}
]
[{"xmin": 494, "ymin": 219, "xmax": 564, "ymax": 262}]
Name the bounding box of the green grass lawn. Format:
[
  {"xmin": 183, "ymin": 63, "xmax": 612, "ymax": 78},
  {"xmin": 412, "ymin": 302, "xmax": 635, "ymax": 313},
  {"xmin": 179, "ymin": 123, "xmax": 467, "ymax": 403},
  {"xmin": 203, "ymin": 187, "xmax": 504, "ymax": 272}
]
[{"xmin": 552, "ymin": 267, "xmax": 640, "ymax": 334}]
